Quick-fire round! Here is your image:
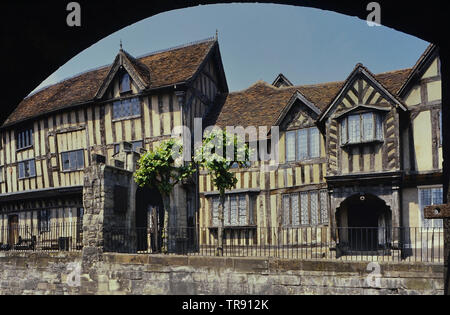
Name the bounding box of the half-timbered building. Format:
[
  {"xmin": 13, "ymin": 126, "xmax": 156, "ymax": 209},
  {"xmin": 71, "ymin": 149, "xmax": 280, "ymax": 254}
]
[
  {"xmin": 0, "ymin": 37, "xmax": 228, "ymax": 249},
  {"xmin": 0, "ymin": 38, "xmax": 442, "ymax": 255}
]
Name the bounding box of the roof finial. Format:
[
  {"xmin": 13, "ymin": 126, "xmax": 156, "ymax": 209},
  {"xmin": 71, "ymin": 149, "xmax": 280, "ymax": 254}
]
[
  {"xmin": 215, "ymin": 29, "xmax": 218, "ymax": 40},
  {"xmin": 120, "ymin": 39, "xmax": 123, "ymax": 50}
]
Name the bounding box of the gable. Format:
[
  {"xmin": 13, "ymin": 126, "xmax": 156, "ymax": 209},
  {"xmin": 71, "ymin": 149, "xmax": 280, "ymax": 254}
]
[
  {"xmin": 272, "ymin": 73, "xmax": 294, "ymax": 88},
  {"xmin": 95, "ymin": 50, "xmax": 150, "ymax": 100},
  {"xmin": 333, "ymin": 76, "xmax": 392, "ymax": 116},
  {"xmin": 280, "ymin": 99, "xmax": 319, "ymax": 131},
  {"xmin": 322, "ymin": 66, "xmax": 406, "ymax": 122}
]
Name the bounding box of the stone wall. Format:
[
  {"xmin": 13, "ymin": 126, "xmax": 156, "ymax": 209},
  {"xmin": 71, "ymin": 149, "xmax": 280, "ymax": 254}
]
[{"xmin": 0, "ymin": 252, "xmax": 444, "ymax": 295}]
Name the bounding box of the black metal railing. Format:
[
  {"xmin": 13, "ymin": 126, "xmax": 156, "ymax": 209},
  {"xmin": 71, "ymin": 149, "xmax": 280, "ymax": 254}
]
[
  {"xmin": 0, "ymin": 224, "xmax": 443, "ymax": 263},
  {"xmin": 0, "ymin": 223, "xmax": 83, "ymax": 252},
  {"xmin": 103, "ymin": 226, "xmax": 445, "ymax": 263}
]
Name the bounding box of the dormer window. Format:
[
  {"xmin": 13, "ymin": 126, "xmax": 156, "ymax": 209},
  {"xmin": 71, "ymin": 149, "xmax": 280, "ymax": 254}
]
[
  {"xmin": 340, "ymin": 112, "xmax": 383, "ymax": 145},
  {"xmin": 120, "ymin": 73, "xmax": 131, "ymax": 94}
]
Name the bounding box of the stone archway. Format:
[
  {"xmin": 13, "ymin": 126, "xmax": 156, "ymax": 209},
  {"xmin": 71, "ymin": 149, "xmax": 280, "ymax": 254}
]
[
  {"xmin": 135, "ymin": 186, "xmax": 164, "ymax": 252},
  {"xmin": 336, "ymin": 193, "xmax": 392, "ymax": 254}
]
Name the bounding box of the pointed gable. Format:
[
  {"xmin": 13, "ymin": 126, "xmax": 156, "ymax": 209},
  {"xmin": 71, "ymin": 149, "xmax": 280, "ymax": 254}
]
[
  {"xmin": 95, "ymin": 49, "xmax": 150, "ymax": 99},
  {"xmin": 3, "ymin": 38, "xmax": 217, "ymax": 128},
  {"xmin": 275, "ymin": 90, "xmax": 321, "ymax": 130},
  {"xmin": 272, "ymin": 73, "xmax": 294, "ymax": 88},
  {"xmin": 319, "ymin": 64, "xmax": 409, "ymax": 123}
]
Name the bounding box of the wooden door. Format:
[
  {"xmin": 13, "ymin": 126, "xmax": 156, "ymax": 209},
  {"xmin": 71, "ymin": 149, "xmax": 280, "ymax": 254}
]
[{"xmin": 8, "ymin": 215, "xmax": 19, "ymax": 246}]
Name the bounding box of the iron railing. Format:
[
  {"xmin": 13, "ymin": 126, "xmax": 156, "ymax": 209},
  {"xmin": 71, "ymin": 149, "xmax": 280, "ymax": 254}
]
[
  {"xmin": 0, "ymin": 223, "xmax": 83, "ymax": 252},
  {"xmin": 0, "ymin": 224, "xmax": 443, "ymax": 263},
  {"xmin": 103, "ymin": 226, "xmax": 445, "ymax": 263}
]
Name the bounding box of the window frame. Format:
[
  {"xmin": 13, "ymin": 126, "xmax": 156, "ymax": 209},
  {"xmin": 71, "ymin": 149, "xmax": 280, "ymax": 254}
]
[
  {"xmin": 282, "ymin": 189, "xmax": 329, "ymax": 228},
  {"xmin": 61, "ymin": 149, "xmax": 85, "ymax": 172},
  {"xmin": 285, "ymin": 127, "xmax": 321, "ymax": 163},
  {"xmin": 0, "ymin": 166, "xmax": 3, "ymax": 183},
  {"xmin": 340, "ymin": 112, "xmax": 384, "ymax": 146},
  {"xmin": 18, "ymin": 159, "xmax": 36, "ymax": 180},
  {"xmin": 210, "ymin": 194, "xmax": 255, "ymax": 228},
  {"xmin": 16, "ymin": 126, "xmax": 34, "ymax": 151},
  {"xmin": 38, "ymin": 210, "xmax": 51, "ymax": 233},
  {"xmin": 119, "ymin": 72, "xmax": 132, "ymax": 94},
  {"xmin": 418, "ymin": 185, "xmax": 444, "ymax": 229},
  {"xmin": 112, "ymin": 97, "xmax": 141, "ymax": 121},
  {"xmin": 439, "ymin": 110, "xmax": 442, "ymax": 147}
]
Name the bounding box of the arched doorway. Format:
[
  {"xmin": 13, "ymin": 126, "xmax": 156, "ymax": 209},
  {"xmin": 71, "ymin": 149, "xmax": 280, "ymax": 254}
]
[
  {"xmin": 135, "ymin": 187, "xmax": 164, "ymax": 252},
  {"xmin": 336, "ymin": 194, "xmax": 392, "ymax": 254}
]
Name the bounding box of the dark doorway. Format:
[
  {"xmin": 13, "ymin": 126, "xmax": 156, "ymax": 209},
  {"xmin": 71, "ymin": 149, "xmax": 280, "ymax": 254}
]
[
  {"xmin": 8, "ymin": 215, "xmax": 19, "ymax": 247},
  {"xmin": 337, "ymin": 194, "xmax": 392, "ymax": 254},
  {"xmin": 135, "ymin": 187, "xmax": 163, "ymax": 252}
]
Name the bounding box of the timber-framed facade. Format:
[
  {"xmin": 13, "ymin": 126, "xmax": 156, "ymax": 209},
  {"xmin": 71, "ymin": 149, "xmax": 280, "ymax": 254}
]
[{"xmin": 0, "ymin": 39, "xmax": 443, "ymax": 255}]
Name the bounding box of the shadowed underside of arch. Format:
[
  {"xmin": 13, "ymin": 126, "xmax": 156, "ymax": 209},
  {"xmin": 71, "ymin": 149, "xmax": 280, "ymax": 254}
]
[{"xmin": 0, "ymin": 0, "xmax": 446, "ymax": 123}]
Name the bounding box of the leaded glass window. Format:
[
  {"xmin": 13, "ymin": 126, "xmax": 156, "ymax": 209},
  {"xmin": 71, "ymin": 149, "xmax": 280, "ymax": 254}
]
[
  {"xmin": 212, "ymin": 197, "xmax": 219, "ymax": 227},
  {"xmin": 16, "ymin": 127, "xmax": 34, "ymax": 150},
  {"xmin": 120, "ymin": 73, "xmax": 131, "ymax": 93},
  {"xmin": 238, "ymin": 196, "xmax": 247, "ymax": 226},
  {"xmin": 210, "ymin": 194, "xmax": 253, "ymax": 227},
  {"xmin": 230, "ymin": 196, "xmax": 238, "ymax": 226},
  {"xmin": 285, "ymin": 127, "xmax": 321, "ymax": 162},
  {"xmin": 310, "ymin": 192, "xmax": 319, "ymax": 226},
  {"xmin": 283, "ymin": 190, "xmax": 328, "ymax": 227},
  {"xmin": 420, "ymin": 187, "xmax": 443, "ymax": 228},
  {"xmin": 300, "ymin": 192, "xmax": 309, "ymax": 225},
  {"xmin": 320, "ymin": 190, "xmax": 329, "ymax": 224},
  {"xmin": 348, "ymin": 115, "xmax": 361, "ymax": 143},
  {"xmin": 298, "ymin": 129, "xmax": 308, "ymax": 160},
  {"xmin": 362, "ymin": 113, "xmax": 374, "ymax": 141},
  {"xmin": 18, "ymin": 159, "xmax": 36, "ymax": 179},
  {"xmin": 291, "ymin": 194, "xmax": 300, "ymax": 226},
  {"xmin": 341, "ymin": 112, "xmax": 384, "ymax": 145},
  {"xmin": 61, "ymin": 150, "xmax": 84, "ymax": 171},
  {"xmin": 113, "ymin": 97, "xmax": 141, "ymax": 120},
  {"xmin": 310, "ymin": 128, "xmax": 320, "ymax": 158},
  {"xmin": 286, "ymin": 131, "xmax": 296, "ymax": 162},
  {"xmin": 282, "ymin": 195, "xmax": 290, "ymax": 227}
]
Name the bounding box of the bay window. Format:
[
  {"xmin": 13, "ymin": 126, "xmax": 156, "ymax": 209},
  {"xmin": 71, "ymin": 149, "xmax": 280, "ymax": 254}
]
[{"xmin": 340, "ymin": 112, "xmax": 383, "ymax": 145}]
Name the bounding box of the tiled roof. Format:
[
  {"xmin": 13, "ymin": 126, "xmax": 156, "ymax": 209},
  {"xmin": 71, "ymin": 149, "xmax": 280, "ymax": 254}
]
[
  {"xmin": 209, "ymin": 68, "xmax": 412, "ymax": 129},
  {"xmin": 3, "ymin": 38, "xmax": 217, "ymax": 128}
]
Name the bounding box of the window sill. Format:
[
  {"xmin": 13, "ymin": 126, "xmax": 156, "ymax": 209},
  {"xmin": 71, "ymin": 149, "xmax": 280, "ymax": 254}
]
[
  {"xmin": 112, "ymin": 115, "xmax": 141, "ymax": 123},
  {"xmin": 61, "ymin": 169, "xmax": 85, "ymax": 173},
  {"xmin": 16, "ymin": 146, "xmax": 34, "ymax": 153},
  {"xmin": 18, "ymin": 176, "xmax": 37, "ymax": 180},
  {"xmin": 340, "ymin": 140, "xmax": 384, "ymax": 148},
  {"xmin": 285, "ymin": 157, "xmax": 323, "ymax": 164},
  {"xmin": 282, "ymin": 224, "xmax": 329, "ymax": 229},
  {"xmin": 208, "ymin": 225, "xmax": 257, "ymax": 230}
]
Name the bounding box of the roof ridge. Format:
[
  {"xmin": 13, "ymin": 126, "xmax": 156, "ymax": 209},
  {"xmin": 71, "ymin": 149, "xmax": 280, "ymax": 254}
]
[
  {"xmin": 228, "ymin": 80, "xmax": 278, "ymax": 95},
  {"xmin": 26, "ymin": 37, "xmax": 217, "ymax": 99},
  {"xmin": 136, "ymin": 37, "xmax": 216, "ymax": 60}
]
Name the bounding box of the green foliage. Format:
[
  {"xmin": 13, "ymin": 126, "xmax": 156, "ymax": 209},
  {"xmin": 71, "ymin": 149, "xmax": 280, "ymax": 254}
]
[
  {"xmin": 134, "ymin": 139, "xmax": 195, "ymax": 196},
  {"xmin": 194, "ymin": 129, "xmax": 252, "ymax": 195}
]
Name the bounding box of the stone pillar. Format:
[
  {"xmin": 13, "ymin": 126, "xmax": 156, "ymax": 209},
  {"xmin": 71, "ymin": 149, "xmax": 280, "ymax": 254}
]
[
  {"xmin": 82, "ymin": 146, "xmax": 138, "ymax": 256},
  {"xmin": 391, "ymin": 186, "xmax": 401, "ymax": 249}
]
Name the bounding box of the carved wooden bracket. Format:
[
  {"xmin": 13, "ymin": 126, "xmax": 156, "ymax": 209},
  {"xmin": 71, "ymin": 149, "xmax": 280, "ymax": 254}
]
[{"xmin": 424, "ymin": 204, "xmax": 450, "ymax": 219}]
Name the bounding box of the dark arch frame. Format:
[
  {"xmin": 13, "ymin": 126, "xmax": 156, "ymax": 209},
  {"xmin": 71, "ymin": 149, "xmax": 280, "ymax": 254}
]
[{"xmin": 2, "ymin": 0, "xmax": 449, "ymax": 294}]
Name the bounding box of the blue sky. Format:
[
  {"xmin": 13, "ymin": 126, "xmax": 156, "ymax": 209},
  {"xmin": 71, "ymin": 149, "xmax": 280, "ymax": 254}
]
[{"xmin": 33, "ymin": 3, "xmax": 429, "ymax": 94}]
